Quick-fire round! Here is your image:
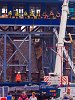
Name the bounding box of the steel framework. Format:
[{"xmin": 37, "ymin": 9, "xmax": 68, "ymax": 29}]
[{"xmin": 0, "ymin": 18, "xmax": 74, "ymax": 83}]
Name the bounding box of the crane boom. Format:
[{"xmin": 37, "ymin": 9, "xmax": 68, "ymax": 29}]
[{"xmin": 54, "ymin": 0, "xmax": 69, "ymax": 76}]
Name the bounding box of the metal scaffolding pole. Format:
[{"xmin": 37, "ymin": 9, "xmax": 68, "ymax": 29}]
[
  {"xmin": 3, "ymin": 33, "xmax": 7, "ymax": 82},
  {"xmin": 29, "ymin": 32, "xmax": 32, "ymax": 82},
  {"xmin": 42, "ymin": 39, "xmax": 44, "ymax": 74},
  {"xmin": 53, "ymin": 34, "xmax": 56, "ymax": 71}
]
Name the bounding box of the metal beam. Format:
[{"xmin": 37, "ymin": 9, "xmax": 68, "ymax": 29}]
[
  {"xmin": 0, "ymin": 18, "xmax": 75, "ymax": 27},
  {"xmin": 0, "ymin": 31, "xmax": 53, "ymax": 35},
  {"xmin": 7, "ymin": 35, "xmax": 28, "ymax": 63},
  {"xmin": 29, "ymin": 32, "xmax": 32, "ymax": 82},
  {"xmin": 21, "ymin": 26, "xmax": 27, "ymax": 31},
  {"xmin": 0, "ymin": 64, "xmax": 27, "ymax": 67},
  {"xmin": 0, "ymin": 26, "xmax": 5, "ymax": 31},
  {"xmin": 30, "ymin": 26, "xmax": 39, "ymax": 32},
  {"xmin": 7, "ymin": 64, "xmax": 27, "ymax": 67},
  {"xmin": 14, "ymin": 26, "xmax": 21, "ymax": 31},
  {"xmin": 0, "ymin": 19, "xmax": 74, "ymax": 27},
  {"xmin": 53, "ymin": 34, "xmax": 56, "ymax": 71},
  {"xmin": 3, "ymin": 33, "xmax": 7, "ymax": 82}
]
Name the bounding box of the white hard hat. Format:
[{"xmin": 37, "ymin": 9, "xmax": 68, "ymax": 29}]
[{"xmin": 18, "ymin": 71, "xmax": 20, "ymax": 74}]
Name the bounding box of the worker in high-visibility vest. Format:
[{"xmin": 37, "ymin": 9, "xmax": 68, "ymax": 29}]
[
  {"xmin": 15, "ymin": 72, "xmax": 21, "ymax": 82},
  {"xmin": 15, "ymin": 11, "xmax": 19, "ymax": 18},
  {"xmin": 30, "ymin": 10, "xmax": 34, "ymax": 18},
  {"xmin": 8, "ymin": 11, "xmax": 12, "ymax": 18},
  {"xmin": 24, "ymin": 11, "xmax": 28, "ymax": 18}
]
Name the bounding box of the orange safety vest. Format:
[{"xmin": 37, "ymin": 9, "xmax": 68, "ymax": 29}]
[{"xmin": 15, "ymin": 73, "xmax": 21, "ymax": 82}]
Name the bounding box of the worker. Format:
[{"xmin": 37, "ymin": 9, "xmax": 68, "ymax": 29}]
[
  {"xmin": 62, "ymin": 89, "xmax": 73, "ymax": 100},
  {"xmin": 56, "ymin": 11, "xmax": 60, "ymax": 19},
  {"xmin": 49, "ymin": 10, "xmax": 54, "ymax": 19},
  {"xmin": 36, "ymin": 11, "xmax": 40, "ymax": 19},
  {"xmin": 24, "ymin": 11, "xmax": 28, "ymax": 18},
  {"xmin": 3, "ymin": 11, "xmax": 7, "ymax": 18},
  {"xmin": 7, "ymin": 92, "xmax": 12, "ymax": 100},
  {"xmin": 42, "ymin": 12, "xmax": 48, "ymax": 19},
  {"xmin": 18, "ymin": 92, "xmax": 29, "ymax": 100},
  {"xmin": 30, "ymin": 10, "xmax": 34, "ymax": 19},
  {"xmin": 15, "ymin": 71, "xmax": 21, "ymax": 82},
  {"xmin": 8, "ymin": 10, "xmax": 12, "ymax": 18},
  {"xmin": 12, "ymin": 96, "xmax": 15, "ymax": 100},
  {"xmin": 15, "ymin": 11, "xmax": 19, "ymax": 18},
  {"xmin": 29, "ymin": 92, "xmax": 37, "ymax": 100}
]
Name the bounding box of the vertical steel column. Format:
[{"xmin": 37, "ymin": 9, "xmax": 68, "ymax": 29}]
[
  {"xmin": 53, "ymin": 34, "xmax": 56, "ymax": 71},
  {"xmin": 3, "ymin": 33, "xmax": 7, "ymax": 82},
  {"xmin": 42, "ymin": 39, "xmax": 44, "ymax": 72},
  {"xmin": 29, "ymin": 32, "xmax": 32, "ymax": 82},
  {"xmin": 70, "ymin": 44, "xmax": 72, "ymax": 82}
]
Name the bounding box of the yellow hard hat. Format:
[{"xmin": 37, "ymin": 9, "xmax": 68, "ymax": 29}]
[{"xmin": 32, "ymin": 92, "xmax": 36, "ymax": 95}]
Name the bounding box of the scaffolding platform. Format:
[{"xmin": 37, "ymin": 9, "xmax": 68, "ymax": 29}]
[{"xmin": 0, "ymin": 19, "xmax": 75, "ymax": 26}]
